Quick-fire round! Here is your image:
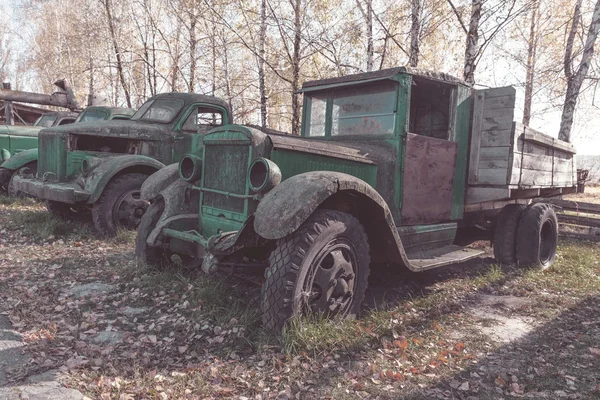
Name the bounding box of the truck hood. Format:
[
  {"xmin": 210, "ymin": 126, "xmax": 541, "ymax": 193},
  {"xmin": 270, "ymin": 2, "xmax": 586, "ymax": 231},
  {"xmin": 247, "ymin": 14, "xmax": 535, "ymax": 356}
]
[
  {"xmin": 268, "ymin": 134, "xmax": 396, "ymax": 165},
  {"xmin": 0, "ymin": 125, "xmax": 43, "ymax": 137},
  {"xmin": 40, "ymin": 120, "xmax": 171, "ymax": 141}
]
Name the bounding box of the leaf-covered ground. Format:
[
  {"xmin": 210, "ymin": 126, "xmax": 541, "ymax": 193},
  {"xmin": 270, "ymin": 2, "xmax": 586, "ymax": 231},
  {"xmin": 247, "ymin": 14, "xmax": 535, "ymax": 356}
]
[{"xmin": 0, "ymin": 196, "xmax": 599, "ymax": 399}]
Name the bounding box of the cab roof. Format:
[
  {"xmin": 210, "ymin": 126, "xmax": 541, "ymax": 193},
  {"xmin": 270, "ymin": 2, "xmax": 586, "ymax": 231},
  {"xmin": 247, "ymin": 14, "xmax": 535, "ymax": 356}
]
[{"xmin": 300, "ymin": 66, "xmax": 468, "ymax": 93}]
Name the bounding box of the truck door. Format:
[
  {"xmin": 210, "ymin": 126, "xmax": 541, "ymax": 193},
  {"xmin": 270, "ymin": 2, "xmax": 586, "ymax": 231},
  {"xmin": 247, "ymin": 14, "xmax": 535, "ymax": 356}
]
[{"xmin": 401, "ymin": 78, "xmax": 470, "ymax": 225}]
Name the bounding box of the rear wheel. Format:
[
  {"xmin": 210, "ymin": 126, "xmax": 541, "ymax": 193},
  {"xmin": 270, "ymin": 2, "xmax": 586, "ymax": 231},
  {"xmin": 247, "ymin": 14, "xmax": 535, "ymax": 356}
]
[
  {"xmin": 7, "ymin": 162, "xmax": 37, "ymax": 198},
  {"xmin": 261, "ymin": 210, "xmax": 370, "ymax": 332},
  {"xmin": 493, "ymin": 204, "xmax": 526, "ymax": 265},
  {"xmin": 516, "ymin": 203, "xmax": 558, "ymax": 269},
  {"xmin": 92, "ymin": 173, "xmax": 149, "ymax": 236}
]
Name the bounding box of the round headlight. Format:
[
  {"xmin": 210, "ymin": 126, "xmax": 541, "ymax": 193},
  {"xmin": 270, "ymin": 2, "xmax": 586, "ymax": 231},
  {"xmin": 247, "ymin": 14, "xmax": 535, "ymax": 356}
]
[
  {"xmin": 179, "ymin": 154, "xmax": 202, "ymax": 182},
  {"xmin": 81, "ymin": 156, "xmax": 100, "ymax": 175},
  {"xmin": 248, "ymin": 158, "xmax": 281, "ymax": 194}
]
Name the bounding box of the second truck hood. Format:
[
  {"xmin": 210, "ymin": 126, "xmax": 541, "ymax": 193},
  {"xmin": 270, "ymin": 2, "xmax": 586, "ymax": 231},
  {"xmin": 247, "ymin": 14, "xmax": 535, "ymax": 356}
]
[{"xmin": 40, "ymin": 120, "xmax": 172, "ymax": 141}]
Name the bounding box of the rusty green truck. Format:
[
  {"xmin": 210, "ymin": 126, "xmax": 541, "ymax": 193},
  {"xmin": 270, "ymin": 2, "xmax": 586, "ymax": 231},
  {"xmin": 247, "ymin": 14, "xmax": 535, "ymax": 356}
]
[
  {"xmin": 10, "ymin": 93, "xmax": 231, "ymax": 235},
  {"xmin": 0, "ymin": 106, "xmax": 136, "ymax": 196},
  {"xmin": 136, "ymin": 67, "xmax": 576, "ymax": 331}
]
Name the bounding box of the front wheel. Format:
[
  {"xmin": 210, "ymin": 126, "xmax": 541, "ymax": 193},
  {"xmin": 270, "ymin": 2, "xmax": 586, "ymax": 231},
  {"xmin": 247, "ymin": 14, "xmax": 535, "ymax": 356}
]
[
  {"xmin": 7, "ymin": 162, "xmax": 37, "ymax": 198},
  {"xmin": 516, "ymin": 203, "xmax": 558, "ymax": 269},
  {"xmin": 92, "ymin": 173, "xmax": 149, "ymax": 236},
  {"xmin": 261, "ymin": 210, "xmax": 370, "ymax": 332}
]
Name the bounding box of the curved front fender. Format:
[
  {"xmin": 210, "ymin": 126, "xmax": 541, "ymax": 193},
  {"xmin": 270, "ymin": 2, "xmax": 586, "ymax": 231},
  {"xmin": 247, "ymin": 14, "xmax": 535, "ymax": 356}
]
[
  {"xmin": 253, "ymin": 171, "xmax": 415, "ymax": 270},
  {"xmin": 140, "ymin": 163, "xmax": 180, "ymax": 201},
  {"xmin": 254, "ymin": 171, "xmax": 388, "ymax": 239},
  {"xmin": 0, "ymin": 148, "xmax": 37, "ymax": 170},
  {"xmin": 85, "ymin": 155, "xmax": 165, "ymax": 203}
]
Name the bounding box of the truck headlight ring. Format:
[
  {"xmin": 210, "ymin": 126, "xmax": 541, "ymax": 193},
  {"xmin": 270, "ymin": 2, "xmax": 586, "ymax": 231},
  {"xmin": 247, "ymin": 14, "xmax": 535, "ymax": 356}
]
[
  {"xmin": 179, "ymin": 154, "xmax": 203, "ymax": 182},
  {"xmin": 81, "ymin": 156, "xmax": 101, "ymax": 175},
  {"xmin": 248, "ymin": 157, "xmax": 281, "ymax": 194}
]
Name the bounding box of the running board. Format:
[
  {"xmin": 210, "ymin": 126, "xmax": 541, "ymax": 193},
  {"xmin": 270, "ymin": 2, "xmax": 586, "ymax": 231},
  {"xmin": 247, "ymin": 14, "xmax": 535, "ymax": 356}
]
[{"xmin": 407, "ymin": 245, "xmax": 485, "ymax": 271}]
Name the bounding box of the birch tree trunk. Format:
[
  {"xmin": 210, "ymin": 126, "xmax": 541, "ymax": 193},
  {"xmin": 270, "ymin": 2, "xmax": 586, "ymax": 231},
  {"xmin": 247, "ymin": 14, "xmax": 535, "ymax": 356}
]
[
  {"xmin": 522, "ymin": 1, "xmax": 539, "ymax": 127},
  {"xmin": 559, "ymin": 0, "xmax": 600, "ymax": 142},
  {"xmin": 366, "ymin": 0, "xmax": 373, "ymax": 71},
  {"xmin": 355, "ymin": 0, "xmax": 374, "ymax": 71},
  {"xmin": 291, "ymin": 0, "xmax": 302, "ymax": 135},
  {"xmin": 259, "ymin": 0, "xmax": 268, "ymax": 128},
  {"xmin": 463, "ymin": 0, "xmax": 482, "ymax": 86},
  {"xmin": 409, "ymin": 0, "xmax": 421, "ymax": 67},
  {"xmin": 188, "ymin": 7, "xmax": 197, "ymax": 93},
  {"xmin": 102, "ymin": 0, "xmax": 132, "ymax": 108}
]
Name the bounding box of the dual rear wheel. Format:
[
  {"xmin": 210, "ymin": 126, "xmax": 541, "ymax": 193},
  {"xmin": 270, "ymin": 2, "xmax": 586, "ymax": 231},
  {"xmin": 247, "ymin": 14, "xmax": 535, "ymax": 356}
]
[{"xmin": 493, "ymin": 203, "xmax": 558, "ymax": 269}]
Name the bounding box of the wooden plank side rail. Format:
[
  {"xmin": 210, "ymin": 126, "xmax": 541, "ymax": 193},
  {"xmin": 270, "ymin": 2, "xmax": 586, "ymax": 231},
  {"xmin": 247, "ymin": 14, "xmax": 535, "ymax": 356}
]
[
  {"xmin": 534, "ymin": 198, "xmax": 600, "ymax": 241},
  {"xmin": 536, "ymin": 198, "xmax": 600, "ymax": 214}
]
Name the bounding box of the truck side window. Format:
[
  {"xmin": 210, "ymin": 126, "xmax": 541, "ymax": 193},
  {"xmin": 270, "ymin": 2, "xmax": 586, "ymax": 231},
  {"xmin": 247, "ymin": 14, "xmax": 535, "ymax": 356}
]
[
  {"xmin": 182, "ymin": 107, "xmax": 223, "ymax": 133},
  {"xmin": 307, "ymin": 95, "xmax": 327, "ymax": 137},
  {"xmin": 409, "ymin": 78, "xmax": 452, "ymax": 140},
  {"xmin": 331, "ymin": 82, "xmax": 396, "ymax": 136}
]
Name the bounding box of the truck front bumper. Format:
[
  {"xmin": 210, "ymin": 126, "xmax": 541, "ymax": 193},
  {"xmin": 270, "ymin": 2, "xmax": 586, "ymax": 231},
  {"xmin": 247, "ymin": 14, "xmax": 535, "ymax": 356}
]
[{"xmin": 11, "ymin": 175, "xmax": 91, "ymax": 203}]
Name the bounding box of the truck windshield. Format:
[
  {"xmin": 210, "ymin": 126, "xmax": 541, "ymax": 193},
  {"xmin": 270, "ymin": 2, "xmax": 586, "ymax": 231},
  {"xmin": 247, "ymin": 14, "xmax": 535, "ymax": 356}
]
[
  {"xmin": 34, "ymin": 114, "xmax": 57, "ymax": 127},
  {"xmin": 76, "ymin": 109, "xmax": 109, "ymax": 123},
  {"xmin": 131, "ymin": 99, "xmax": 184, "ymax": 123},
  {"xmin": 306, "ymin": 80, "xmax": 397, "ymax": 137}
]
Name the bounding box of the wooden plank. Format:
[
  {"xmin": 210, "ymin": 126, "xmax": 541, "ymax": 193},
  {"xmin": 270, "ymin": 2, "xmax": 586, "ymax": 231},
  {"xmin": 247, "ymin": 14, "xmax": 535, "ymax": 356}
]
[
  {"xmin": 558, "ymin": 214, "xmax": 600, "ymax": 228},
  {"xmin": 464, "ymin": 198, "xmax": 527, "ymax": 213},
  {"xmin": 468, "ymin": 91, "xmax": 485, "ymax": 184},
  {"xmin": 537, "ymin": 199, "xmax": 600, "ymax": 214},
  {"xmin": 482, "ymin": 107, "xmax": 518, "ymax": 119},
  {"xmin": 480, "ymin": 129, "xmax": 514, "ymax": 146},
  {"xmin": 539, "ymin": 188, "xmax": 563, "ymax": 197},
  {"xmin": 522, "ymin": 126, "xmax": 576, "ymax": 154},
  {"xmin": 480, "ymin": 95, "xmax": 516, "ymax": 110},
  {"xmin": 510, "ymin": 168, "xmax": 554, "ymax": 186},
  {"xmin": 466, "ymin": 186, "xmax": 511, "ymax": 203},
  {"xmin": 483, "ymin": 86, "xmax": 517, "ymax": 99},
  {"xmin": 480, "ymin": 146, "xmax": 510, "ymax": 161},
  {"xmin": 560, "ymin": 231, "xmax": 600, "ymax": 242},
  {"xmin": 478, "ymin": 159, "xmax": 509, "ymax": 169},
  {"xmin": 511, "ymin": 188, "xmax": 540, "ymax": 198},
  {"xmin": 482, "ymin": 115, "xmax": 514, "ymax": 132},
  {"xmin": 478, "ymin": 168, "xmax": 509, "ymax": 185}
]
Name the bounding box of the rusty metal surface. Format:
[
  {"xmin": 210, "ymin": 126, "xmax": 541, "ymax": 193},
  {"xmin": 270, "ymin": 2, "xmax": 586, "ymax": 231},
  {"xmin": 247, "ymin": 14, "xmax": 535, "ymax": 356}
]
[
  {"xmin": 401, "ymin": 133, "xmax": 457, "ymax": 225},
  {"xmin": 0, "ymin": 79, "xmax": 80, "ymax": 111}
]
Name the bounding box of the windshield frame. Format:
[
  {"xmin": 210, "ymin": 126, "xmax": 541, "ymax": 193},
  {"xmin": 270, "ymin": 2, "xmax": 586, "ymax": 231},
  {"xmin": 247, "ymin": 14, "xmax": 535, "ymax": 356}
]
[
  {"xmin": 34, "ymin": 114, "xmax": 58, "ymax": 128},
  {"xmin": 75, "ymin": 109, "xmax": 109, "ymax": 123},
  {"xmin": 131, "ymin": 98, "xmax": 185, "ymax": 124}
]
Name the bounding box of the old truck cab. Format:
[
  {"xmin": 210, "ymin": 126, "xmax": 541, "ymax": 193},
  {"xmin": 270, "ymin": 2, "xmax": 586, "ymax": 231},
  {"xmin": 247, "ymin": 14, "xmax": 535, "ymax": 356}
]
[{"xmin": 137, "ymin": 67, "xmax": 576, "ymax": 332}]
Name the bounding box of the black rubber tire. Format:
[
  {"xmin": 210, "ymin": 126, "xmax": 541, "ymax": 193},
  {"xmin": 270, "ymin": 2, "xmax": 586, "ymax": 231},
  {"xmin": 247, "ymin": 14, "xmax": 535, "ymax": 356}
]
[
  {"xmin": 92, "ymin": 173, "xmax": 148, "ymax": 236},
  {"xmin": 493, "ymin": 204, "xmax": 526, "ymax": 264},
  {"xmin": 136, "ymin": 198, "xmax": 171, "ymax": 269},
  {"xmin": 516, "ymin": 203, "xmax": 558, "ymax": 269},
  {"xmin": 7, "ymin": 162, "xmax": 37, "ymax": 198},
  {"xmin": 262, "ymin": 209, "xmax": 370, "ymax": 333},
  {"xmin": 0, "ymin": 168, "xmax": 13, "ymax": 195}
]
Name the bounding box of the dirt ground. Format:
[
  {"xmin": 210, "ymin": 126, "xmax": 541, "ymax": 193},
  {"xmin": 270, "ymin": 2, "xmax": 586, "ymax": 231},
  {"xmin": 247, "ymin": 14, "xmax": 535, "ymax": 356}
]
[{"xmin": 0, "ymin": 193, "xmax": 599, "ymax": 399}]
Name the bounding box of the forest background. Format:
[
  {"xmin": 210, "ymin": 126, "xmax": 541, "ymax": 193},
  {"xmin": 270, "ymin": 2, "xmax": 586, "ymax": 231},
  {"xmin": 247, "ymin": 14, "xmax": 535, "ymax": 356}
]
[{"xmin": 0, "ymin": 0, "xmax": 599, "ymax": 154}]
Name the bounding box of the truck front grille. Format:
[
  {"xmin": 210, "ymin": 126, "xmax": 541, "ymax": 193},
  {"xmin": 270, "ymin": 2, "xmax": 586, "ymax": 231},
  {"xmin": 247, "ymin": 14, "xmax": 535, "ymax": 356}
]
[
  {"xmin": 202, "ymin": 144, "xmax": 249, "ymax": 214},
  {"xmin": 37, "ymin": 131, "xmax": 68, "ymax": 181}
]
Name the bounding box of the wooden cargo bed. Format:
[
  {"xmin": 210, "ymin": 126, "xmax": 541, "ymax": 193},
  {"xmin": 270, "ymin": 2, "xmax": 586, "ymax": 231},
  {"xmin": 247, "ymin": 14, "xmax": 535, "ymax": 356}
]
[{"xmin": 466, "ymin": 86, "xmax": 577, "ymax": 204}]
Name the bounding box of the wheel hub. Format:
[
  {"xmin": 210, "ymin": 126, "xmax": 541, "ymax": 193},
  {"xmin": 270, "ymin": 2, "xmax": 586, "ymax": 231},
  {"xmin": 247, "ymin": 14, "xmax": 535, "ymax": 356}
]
[
  {"xmin": 302, "ymin": 240, "xmax": 358, "ymax": 318},
  {"xmin": 114, "ymin": 190, "xmax": 149, "ymax": 229}
]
